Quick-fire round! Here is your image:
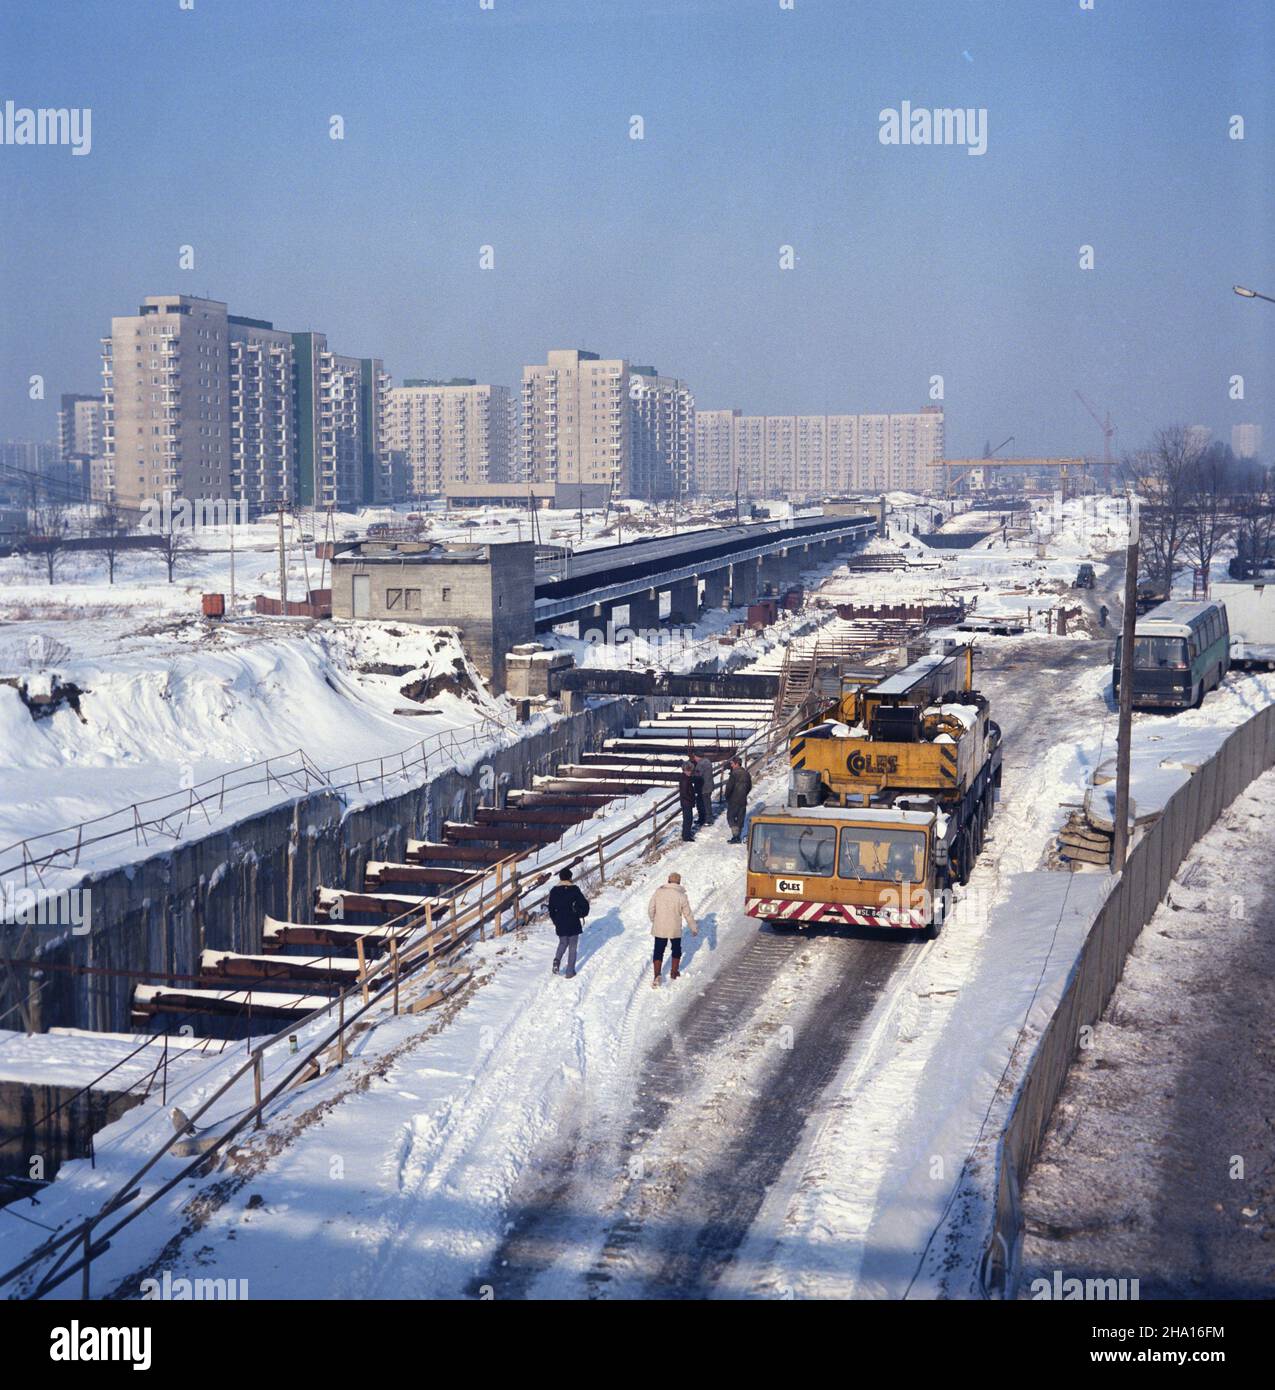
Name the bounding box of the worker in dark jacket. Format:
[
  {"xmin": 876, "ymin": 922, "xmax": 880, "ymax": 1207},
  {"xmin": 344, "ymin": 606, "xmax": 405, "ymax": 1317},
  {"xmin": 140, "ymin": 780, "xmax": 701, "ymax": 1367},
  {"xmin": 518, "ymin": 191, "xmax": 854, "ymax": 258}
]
[
  {"xmin": 547, "ymin": 867, "xmax": 590, "ymax": 977},
  {"xmin": 723, "ymin": 757, "xmax": 752, "ymax": 844},
  {"xmin": 678, "ymin": 762, "xmax": 698, "ymax": 841},
  {"xmin": 692, "ymin": 753, "xmax": 714, "ymax": 827}
]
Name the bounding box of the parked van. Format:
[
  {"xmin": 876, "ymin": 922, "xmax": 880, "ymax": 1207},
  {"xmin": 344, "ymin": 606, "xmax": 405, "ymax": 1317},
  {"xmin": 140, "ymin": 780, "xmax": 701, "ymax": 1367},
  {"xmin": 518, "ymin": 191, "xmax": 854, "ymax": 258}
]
[{"xmin": 1113, "ymin": 600, "xmax": 1230, "ymax": 710}]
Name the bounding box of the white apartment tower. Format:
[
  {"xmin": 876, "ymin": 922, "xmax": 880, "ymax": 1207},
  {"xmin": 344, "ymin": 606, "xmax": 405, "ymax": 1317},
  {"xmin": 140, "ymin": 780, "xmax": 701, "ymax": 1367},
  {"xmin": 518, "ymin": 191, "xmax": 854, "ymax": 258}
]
[
  {"xmin": 1232, "ymin": 423, "xmax": 1263, "ymax": 460},
  {"xmin": 385, "ymin": 379, "xmax": 515, "ymax": 498},
  {"xmin": 629, "ymin": 366, "xmax": 695, "ymax": 501},
  {"xmin": 522, "ymin": 349, "xmax": 631, "ymax": 495},
  {"xmin": 228, "ymin": 316, "xmax": 296, "ymax": 511},
  {"xmin": 690, "ymin": 405, "xmax": 943, "ymax": 499}
]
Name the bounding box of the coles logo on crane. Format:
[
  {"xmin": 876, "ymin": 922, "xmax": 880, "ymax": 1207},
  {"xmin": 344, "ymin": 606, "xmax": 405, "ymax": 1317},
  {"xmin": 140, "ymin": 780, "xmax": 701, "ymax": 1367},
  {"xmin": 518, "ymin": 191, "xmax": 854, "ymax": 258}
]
[{"xmin": 847, "ymin": 750, "xmax": 899, "ymax": 777}]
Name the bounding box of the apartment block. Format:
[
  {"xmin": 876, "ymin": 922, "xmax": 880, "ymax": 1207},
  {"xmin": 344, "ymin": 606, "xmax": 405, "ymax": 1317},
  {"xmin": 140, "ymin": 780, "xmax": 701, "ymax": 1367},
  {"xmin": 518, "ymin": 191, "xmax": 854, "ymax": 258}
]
[
  {"xmin": 690, "ymin": 405, "xmax": 943, "ymax": 499},
  {"xmin": 100, "ymin": 294, "xmax": 389, "ymax": 515},
  {"xmin": 385, "ymin": 379, "xmax": 515, "ymax": 499},
  {"xmin": 693, "ymin": 409, "xmax": 741, "ymax": 497},
  {"xmin": 57, "ymin": 393, "xmax": 102, "ymax": 500},
  {"xmin": 228, "ymin": 317, "xmax": 295, "ymax": 511},
  {"xmin": 101, "ymin": 294, "xmax": 232, "ymax": 511},
  {"xmin": 1232, "ymin": 423, "xmax": 1263, "ymax": 460},
  {"xmin": 522, "ymin": 349, "xmax": 631, "ymax": 495},
  {"xmin": 629, "ymin": 366, "xmax": 694, "ymax": 501}
]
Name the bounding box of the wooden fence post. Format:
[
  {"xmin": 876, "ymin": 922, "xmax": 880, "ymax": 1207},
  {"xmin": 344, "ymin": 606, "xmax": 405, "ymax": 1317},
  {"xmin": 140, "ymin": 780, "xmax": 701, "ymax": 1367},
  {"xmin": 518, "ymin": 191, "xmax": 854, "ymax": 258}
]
[
  {"xmin": 253, "ymin": 1051, "xmax": 263, "ymax": 1129},
  {"xmin": 356, "ymin": 936, "xmax": 369, "ymax": 1006}
]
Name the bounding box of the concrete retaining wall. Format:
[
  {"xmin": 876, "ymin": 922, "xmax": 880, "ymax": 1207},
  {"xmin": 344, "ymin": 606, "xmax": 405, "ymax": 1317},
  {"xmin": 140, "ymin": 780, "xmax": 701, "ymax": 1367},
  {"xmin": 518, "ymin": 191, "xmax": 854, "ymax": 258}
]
[
  {"xmin": 1, "ymin": 698, "xmax": 649, "ymax": 1036},
  {"xmin": 986, "ymin": 703, "xmax": 1275, "ymax": 1295}
]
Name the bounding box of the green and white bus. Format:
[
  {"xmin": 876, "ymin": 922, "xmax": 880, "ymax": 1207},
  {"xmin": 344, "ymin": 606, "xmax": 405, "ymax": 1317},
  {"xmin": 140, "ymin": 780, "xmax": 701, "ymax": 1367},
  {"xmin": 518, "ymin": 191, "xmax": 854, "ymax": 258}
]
[{"xmin": 1114, "ymin": 600, "xmax": 1230, "ymax": 710}]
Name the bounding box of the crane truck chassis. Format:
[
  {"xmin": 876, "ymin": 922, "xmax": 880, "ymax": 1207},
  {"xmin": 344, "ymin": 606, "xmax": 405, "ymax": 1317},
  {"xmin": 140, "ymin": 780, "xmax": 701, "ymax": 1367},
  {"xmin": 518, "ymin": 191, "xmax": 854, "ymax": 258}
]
[{"xmin": 745, "ymin": 644, "xmax": 1002, "ymax": 939}]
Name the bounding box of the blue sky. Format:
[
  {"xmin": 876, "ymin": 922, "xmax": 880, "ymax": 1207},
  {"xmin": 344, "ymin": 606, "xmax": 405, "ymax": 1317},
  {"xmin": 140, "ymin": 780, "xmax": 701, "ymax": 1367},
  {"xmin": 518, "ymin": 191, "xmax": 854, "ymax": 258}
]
[{"xmin": 1, "ymin": 0, "xmax": 1272, "ymax": 461}]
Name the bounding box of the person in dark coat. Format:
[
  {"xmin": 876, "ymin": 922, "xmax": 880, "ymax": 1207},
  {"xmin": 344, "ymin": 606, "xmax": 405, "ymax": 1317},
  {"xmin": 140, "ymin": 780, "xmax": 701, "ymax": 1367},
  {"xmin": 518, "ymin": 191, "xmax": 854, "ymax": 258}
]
[
  {"xmin": 723, "ymin": 756, "xmax": 752, "ymax": 844},
  {"xmin": 678, "ymin": 762, "xmax": 698, "ymax": 841},
  {"xmin": 547, "ymin": 867, "xmax": 590, "ymax": 977},
  {"xmin": 692, "ymin": 753, "xmax": 713, "ymax": 827}
]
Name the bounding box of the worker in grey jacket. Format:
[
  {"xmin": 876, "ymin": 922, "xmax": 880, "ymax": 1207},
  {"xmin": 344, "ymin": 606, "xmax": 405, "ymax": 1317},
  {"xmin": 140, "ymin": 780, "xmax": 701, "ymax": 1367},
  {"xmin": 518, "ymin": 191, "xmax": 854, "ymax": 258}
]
[
  {"xmin": 723, "ymin": 757, "xmax": 752, "ymax": 844},
  {"xmin": 691, "ymin": 753, "xmax": 714, "ymax": 827},
  {"xmin": 647, "ymin": 872, "xmax": 698, "ymax": 987}
]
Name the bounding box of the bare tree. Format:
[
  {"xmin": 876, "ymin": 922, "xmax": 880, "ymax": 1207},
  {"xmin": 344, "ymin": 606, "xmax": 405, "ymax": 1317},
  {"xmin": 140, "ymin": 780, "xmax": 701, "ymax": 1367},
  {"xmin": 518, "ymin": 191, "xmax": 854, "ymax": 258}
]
[
  {"xmin": 1182, "ymin": 442, "xmax": 1235, "ymax": 594},
  {"xmin": 27, "ymin": 496, "xmax": 68, "ymax": 584},
  {"xmin": 93, "ymin": 499, "xmax": 131, "ymax": 584},
  {"xmin": 156, "ymin": 519, "xmax": 194, "ymax": 583},
  {"xmin": 1128, "ymin": 425, "xmax": 1201, "ymax": 595}
]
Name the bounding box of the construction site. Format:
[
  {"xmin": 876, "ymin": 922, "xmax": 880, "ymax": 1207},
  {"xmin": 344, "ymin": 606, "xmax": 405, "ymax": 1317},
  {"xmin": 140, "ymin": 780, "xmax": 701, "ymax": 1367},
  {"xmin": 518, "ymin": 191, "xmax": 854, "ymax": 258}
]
[{"xmin": 3, "ymin": 476, "xmax": 1272, "ymax": 1312}]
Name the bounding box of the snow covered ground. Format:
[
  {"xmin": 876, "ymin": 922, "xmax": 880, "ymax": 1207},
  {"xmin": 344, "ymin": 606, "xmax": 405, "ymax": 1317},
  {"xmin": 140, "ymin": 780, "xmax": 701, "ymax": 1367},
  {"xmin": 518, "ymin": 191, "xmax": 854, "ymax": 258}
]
[
  {"xmin": 1016, "ymin": 767, "xmax": 1275, "ymax": 1300},
  {"xmin": 8, "ymin": 490, "xmax": 1268, "ymax": 1301}
]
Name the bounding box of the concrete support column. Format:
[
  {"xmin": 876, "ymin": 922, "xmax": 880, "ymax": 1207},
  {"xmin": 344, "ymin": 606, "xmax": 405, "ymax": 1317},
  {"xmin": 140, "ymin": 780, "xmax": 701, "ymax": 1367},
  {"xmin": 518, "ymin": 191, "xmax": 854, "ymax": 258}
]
[
  {"xmin": 759, "ymin": 552, "xmax": 791, "ymax": 595},
  {"xmin": 700, "ymin": 568, "xmax": 728, "ymax": 609},
  {"xmin": 665, "ymin": 576, "xmax": 700, "ymax": 626},
  {"xmin": 624, "ymin": 588, "xmax": 660, "ymax": 633},
  {"xmin": 729, "ymin": 558, "xmax": 759, "ymax": 607}
]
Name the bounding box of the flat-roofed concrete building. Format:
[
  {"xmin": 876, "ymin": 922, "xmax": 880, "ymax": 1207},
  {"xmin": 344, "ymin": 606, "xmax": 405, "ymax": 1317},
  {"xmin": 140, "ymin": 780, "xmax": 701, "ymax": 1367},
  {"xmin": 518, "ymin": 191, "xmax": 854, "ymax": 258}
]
[
  {"xmin": 58, "ymin": 393, "xmax": 103, "ymax": 501},
  {"xmin": 385, "ymin": 379, "xmax": 515, "ymax": 499},
  {"xmin": 691, "ymin": 405, "xmax": 943, "ymax": 499},
  {"xmin": 229, "ymin": 316, "xmax": 296, "ymax": 511},
  {"xmin": 693, "ymin": 408, "xmax": 740, "ymax": 498},
  {"xmin": 629, "ymin": 365, "xmax": 694, "ymax": 501},
  {"xmin": 441, "ymin": 479, "xmax": 610, "ymax": 509},
  {"xmin": 100, "ymin": 294, "xmax": 390, "ymax": 514},
  {"xmin": 101, "ymin": 295, "xmax": 233, "ymax": 510},
  {"xmin": 330, "ymin": 539, "xmax": 534, "ymax": 691},
  {"xmin": 522, "ymin": 349, "xmax": 631, "ymax": 496},
  {"xmin": 1232, "ymin": 423, "xmax": 1262, "ymax": 460}
]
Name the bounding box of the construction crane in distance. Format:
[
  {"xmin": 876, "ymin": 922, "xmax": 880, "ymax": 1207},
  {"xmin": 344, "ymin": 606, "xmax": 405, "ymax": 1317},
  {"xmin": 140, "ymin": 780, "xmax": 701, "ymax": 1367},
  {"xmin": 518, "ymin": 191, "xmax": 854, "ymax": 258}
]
[{"xmin": 1075, "ymin": 390, "xmax": 1117, "ymax": 465}]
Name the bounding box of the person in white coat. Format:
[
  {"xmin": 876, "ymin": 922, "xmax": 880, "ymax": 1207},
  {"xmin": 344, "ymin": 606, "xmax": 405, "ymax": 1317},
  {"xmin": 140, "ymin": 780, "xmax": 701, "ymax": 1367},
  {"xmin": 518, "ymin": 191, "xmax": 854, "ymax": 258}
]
[{"xmin": 647, "ymin": 871, "xmax": 698, "ymax": 987}]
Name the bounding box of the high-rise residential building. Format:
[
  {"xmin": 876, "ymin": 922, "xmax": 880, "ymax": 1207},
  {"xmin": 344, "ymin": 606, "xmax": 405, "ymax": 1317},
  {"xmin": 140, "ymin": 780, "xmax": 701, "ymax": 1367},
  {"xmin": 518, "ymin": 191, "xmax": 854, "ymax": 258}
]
[
  {"xmin": 384, "ymin": 379, "xmax": 515, "ymax": 499},
  {"xmin": 522, "ymin": 349, "xmax": 631, "ymax": 495},
  {"xmin": 693, "ymin": 409, "xmax": 741, "ymax": 498},
  {"xmin": 1232, "ymin": 423, "xmax": 1263, "ymax": 460},
  {"xmin": 0, "ymin": 439, "xmax": 61, "ymax": 507},
  {"xmin": 228, "ymin": 316, "xmax": 296, "ymax": 511},
  {"xmin": 58, "ymin": 393, "xmax": 103, "ymax": 500},
  {"xmin": 690, "ymin": 406, "xmax": 943, "ymax": 499},
  {"xmin": 288, "ymin": 334, "xmax": 389, "ymax": 510},
  {"xmin": 629, "ymin": 366, "xmax": 694, "ymax": 501},
  {"xmin": 101, "ymin": 295, "xmax": 232, "ymax": 511},
  {"xmin": 100, "ymin": 294, "xmax": 389, "ymax": 514}
]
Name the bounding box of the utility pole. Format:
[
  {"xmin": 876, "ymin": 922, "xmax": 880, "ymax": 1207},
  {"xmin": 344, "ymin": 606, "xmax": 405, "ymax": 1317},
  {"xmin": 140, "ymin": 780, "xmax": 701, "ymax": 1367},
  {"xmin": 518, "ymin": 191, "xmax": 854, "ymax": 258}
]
[
  {"xmin": 277, "ymin": 505, "xmax": 288, "ymax": 609},
  {"xmin": 229, "ymin": 508, "xmax": 236, "ymax": 615},
  {"xmin": 1112, "ymin": 495, "xmax": 1140, "ymax": 870}
]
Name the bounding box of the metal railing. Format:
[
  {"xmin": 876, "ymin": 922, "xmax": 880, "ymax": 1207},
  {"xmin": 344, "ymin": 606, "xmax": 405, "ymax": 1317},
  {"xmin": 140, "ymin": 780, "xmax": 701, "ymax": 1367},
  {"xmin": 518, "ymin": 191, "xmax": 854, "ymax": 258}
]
[
  {"xmin": 0, "ymin": 717, "xmax": 512, "ymax": 889},
  {"xmin": 0, "ymin": 694, "xmax": 815, "ymax": 1300}
]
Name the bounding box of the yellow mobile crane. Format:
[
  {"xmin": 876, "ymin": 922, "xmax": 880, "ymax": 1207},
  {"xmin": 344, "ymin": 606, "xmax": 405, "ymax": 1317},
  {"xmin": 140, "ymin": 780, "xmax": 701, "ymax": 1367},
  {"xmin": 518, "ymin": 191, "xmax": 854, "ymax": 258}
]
[{"xmin": 745, "ymin": 644, "xmax": 1002, "ymax": 938}]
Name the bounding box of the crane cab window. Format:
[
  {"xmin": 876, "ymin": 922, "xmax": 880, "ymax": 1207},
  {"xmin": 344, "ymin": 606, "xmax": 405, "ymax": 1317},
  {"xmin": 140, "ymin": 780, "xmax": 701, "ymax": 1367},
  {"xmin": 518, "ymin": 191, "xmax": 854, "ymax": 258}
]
[
  {"xmin": 839, "ymin": 827, "xmax": 926, "ymax": 882},
  {"xmin": 749, "ymin": 823, "xmax": 836, "ymax": 876}
]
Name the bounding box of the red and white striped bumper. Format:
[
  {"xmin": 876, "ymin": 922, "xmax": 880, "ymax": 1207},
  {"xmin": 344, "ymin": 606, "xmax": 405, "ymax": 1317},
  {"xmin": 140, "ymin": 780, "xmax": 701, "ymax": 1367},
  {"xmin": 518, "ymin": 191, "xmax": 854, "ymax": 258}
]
[{"xmin": 745, "ymin": 898, "xmax": 927, "ymax": 929}]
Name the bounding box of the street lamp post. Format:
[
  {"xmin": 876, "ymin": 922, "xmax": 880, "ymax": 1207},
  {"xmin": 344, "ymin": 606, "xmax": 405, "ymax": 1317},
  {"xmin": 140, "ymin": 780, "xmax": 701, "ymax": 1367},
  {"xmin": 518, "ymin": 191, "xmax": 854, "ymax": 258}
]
[{"xmin": 1234, "ymin": 285, "xmax": 1275, "ymax": 305}]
